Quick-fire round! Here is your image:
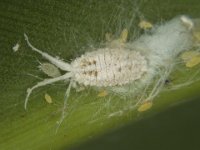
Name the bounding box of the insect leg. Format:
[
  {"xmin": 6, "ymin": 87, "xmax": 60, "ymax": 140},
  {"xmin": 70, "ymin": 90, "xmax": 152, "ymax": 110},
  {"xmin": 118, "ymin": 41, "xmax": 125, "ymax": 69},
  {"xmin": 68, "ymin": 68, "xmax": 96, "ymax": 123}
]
[{"xmin": 56, "ymin": 80, "xmax": 73, "ymax": 132}]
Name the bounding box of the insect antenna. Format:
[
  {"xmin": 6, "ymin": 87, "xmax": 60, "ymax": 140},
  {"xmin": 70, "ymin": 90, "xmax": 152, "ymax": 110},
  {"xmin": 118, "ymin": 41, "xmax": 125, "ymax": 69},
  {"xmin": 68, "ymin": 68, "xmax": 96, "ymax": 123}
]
[
  {"xmin": 24, "ymin": 73, "xmax": 72, "ymax": 110},
  {"xmin": 24, "ymin": 33, "xmax": 72, "ymax": 71}
]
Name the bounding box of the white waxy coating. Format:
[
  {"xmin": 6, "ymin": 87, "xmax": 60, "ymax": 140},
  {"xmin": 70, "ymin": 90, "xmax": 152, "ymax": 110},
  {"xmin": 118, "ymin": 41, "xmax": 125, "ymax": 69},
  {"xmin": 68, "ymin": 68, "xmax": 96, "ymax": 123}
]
[
  {"xmin": 71, "ymin": 48, "xmax": 147, "ymax": 87},
  {"xmin": 13, "ymin": 43, "xmax": 20, "ymax": 52}
]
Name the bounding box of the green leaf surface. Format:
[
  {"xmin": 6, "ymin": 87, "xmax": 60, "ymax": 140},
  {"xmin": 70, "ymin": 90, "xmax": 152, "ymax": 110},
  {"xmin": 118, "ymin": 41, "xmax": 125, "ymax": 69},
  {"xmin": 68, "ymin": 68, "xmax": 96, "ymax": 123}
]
[{"xmin": 0, "ymin": 0, "xmax": 200, "ymax": 150}]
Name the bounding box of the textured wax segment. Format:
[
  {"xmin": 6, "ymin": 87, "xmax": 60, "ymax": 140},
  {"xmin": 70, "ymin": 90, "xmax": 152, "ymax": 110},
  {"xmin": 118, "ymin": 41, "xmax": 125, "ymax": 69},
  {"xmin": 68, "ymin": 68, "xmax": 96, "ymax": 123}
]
[{"xmin": 71, "ymin": 48, "xmax": 147, "ymax": 87}]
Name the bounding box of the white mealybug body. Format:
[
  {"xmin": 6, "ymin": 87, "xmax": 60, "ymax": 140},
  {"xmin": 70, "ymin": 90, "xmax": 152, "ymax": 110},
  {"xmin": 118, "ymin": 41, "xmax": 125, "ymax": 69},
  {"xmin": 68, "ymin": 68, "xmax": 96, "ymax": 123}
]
[
  {"xmin": 23, "ymin": 15, "xmax": 195, "ymax": 111},
  {"xmin": 71, "ymin": 48, "xmax": 147, "ymax": 87}
]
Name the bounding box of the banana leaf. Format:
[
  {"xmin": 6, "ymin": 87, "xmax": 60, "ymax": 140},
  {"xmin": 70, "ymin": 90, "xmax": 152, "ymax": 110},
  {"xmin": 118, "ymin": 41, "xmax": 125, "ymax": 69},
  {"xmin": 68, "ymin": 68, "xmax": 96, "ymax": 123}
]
[{"xmin": 0, "ymin": 0, "xmax": 200, "ymax": 150}]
